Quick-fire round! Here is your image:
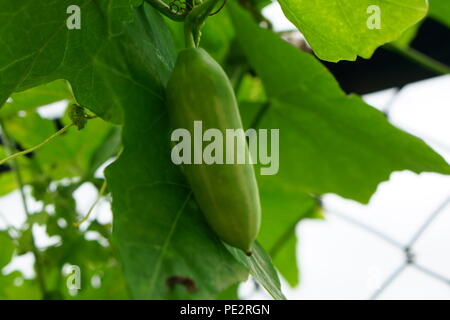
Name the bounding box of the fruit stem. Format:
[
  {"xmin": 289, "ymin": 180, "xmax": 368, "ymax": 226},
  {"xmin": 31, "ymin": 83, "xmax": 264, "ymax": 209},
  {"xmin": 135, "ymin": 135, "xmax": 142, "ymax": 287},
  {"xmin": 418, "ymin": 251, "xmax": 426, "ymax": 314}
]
[
  {"xmin": 184, "ymin": 0, "xmax": 222, "ymax": 48},
  {"xmin": 143, "ymin": 0, "xmax": 187, "ymax": 22},
  {"xmin": 184, "ymin": 22, "xmax": 197, "ymax": 48}
]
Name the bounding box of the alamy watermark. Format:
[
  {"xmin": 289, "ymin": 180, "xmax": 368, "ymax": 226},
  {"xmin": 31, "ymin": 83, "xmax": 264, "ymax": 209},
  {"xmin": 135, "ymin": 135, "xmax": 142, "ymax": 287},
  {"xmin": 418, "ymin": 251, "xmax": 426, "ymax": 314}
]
[
  {"xmin": 171, "ymin": 121, "xmax": 279, "ymax": 175},
  {"xmin": 367, "ymin": 5, "xmax": 381, "ymax": 30},
  {"xmin": 65, "ymin": 264, "xmax": 81, "ymax": 291},
  {"xmin": 67, "ymin": 5, "xmax": 81, "ymax": 30}
]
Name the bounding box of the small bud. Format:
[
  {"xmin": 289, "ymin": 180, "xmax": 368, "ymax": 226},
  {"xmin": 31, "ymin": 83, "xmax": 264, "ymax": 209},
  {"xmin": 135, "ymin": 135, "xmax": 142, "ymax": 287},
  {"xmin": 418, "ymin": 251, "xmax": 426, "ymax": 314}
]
[{"xmin": 68, "ymin": 104, "xmax": 88, "ymax": 130}]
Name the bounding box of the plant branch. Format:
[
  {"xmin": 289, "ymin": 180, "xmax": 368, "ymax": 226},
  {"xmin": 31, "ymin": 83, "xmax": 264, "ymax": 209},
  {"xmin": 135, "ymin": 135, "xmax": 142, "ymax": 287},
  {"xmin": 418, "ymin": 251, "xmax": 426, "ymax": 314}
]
[
  {"xmin": 385, "ymin": 43, "xmax": 450, "ymax": 75},
  {"xmin": 73, "ymin": 179, "xmax": 108, "ymax": 227},
  {"xmin": 0, "ymin": 120, "xmax": 48, "ymax": 298}
]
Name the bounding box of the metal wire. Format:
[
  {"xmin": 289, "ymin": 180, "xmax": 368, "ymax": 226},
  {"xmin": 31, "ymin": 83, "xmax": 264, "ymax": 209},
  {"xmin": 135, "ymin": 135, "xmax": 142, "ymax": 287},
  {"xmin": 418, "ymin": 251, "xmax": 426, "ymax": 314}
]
[
  {"xmin": 245, "ymin": 86, "xmax": 450, "ymax": 300},
  {"xmin": 406, "ymin": 196, "xmax": 450, "ymax": 248},
  {"xmin": 369, "ymin": 263, "xmax": 409, "ymax": 300},
  {"xmin": 326, "ymin": 208, "xmax": 404, "ymax": 249},
  {"xmin": 327, "ymin": 90, "xmax": 450, "ymax": 300}
]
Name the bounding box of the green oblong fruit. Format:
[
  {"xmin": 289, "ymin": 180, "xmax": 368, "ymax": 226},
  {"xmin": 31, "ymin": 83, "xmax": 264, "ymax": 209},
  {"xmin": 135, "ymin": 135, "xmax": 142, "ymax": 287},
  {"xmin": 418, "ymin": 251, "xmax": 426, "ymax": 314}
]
[{"xmin": 166, "ymin": 48, "xmax": 261, "ymax": 254}]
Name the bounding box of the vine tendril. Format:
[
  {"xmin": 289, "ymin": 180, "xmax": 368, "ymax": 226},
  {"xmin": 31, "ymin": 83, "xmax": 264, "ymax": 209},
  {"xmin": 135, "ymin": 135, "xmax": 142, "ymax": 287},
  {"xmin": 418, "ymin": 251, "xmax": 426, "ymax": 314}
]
[{"xmin": 209, "ymin": 0, "xmax": 227, "ymax": 16}]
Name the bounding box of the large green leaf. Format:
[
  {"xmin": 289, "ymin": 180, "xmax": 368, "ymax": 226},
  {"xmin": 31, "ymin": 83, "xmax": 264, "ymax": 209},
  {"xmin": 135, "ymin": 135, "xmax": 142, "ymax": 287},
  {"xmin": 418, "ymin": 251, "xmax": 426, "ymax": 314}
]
[
  {"xmin": 277, "ymin": 0, "xmax": 428, "ymax": 61},
  {"xmin": 229, "ymin": 2, "xmax": 450, "ymax": 203},
  {"xmin": 0, "ymin": 0, "xmax": 142, "ymax": 123},
  {"xmin": 104, "ymin": 5, "xmax": 248, "ymax": 299},
  {"xmin": 429, "ymin": 0, "xmax": 450, "ymax": 27}
]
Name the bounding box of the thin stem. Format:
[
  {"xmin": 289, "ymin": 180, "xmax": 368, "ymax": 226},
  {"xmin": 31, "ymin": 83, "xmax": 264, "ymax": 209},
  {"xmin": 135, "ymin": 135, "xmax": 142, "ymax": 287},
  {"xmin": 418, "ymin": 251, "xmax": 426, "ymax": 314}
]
[
  {"xmin": 0, "ymin": 123, "xmax": 74, "ymax": 166},
  {"xmin": 73, "ymin": 180, "xmax": 108, "ymax": 227},
  {"xmin": 184, "ymin": 21, "xmax": 196, "ymax": 48},
  {"xmin": 143, "ymin": 0, "xmax": 187, "ymax": 21},
  {"xmin": 0, "ymin": 121, "xmax": 48, "ymax": 298},
  {"xmin": 385, "ymin": 43, "xmax": 450, "ymax": 75},
  {"xmin": 184, "ymin": 0, "xmax": 221, "ymax": 47}
]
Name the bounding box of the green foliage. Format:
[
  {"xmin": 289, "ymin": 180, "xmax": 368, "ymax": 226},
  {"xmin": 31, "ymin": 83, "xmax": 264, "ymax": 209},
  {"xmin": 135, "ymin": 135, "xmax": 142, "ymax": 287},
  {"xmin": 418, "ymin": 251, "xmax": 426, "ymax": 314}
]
[
  {"xmin": 278, "ymin": 0, "xmax": 428, "ymax": 61},
  {"xmin": 0, "ymin": 231, "xmax": 14, "ymax": 268},
  {"xmin": 0, "ymin": 0, "xmax": 449, "ymax": 300},
  {"xmin": 429, "ymin": 0, "xmax": 450, "ymax": 27},
  {"xmin": 229, "ymin": 2, "xmax": 450, "ymax": 203}
]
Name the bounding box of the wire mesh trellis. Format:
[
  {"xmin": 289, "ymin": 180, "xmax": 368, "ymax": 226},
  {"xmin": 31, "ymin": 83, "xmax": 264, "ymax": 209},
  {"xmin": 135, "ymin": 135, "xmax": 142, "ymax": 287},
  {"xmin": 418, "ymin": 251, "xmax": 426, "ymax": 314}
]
[
  {"xmin": 326, "ymin": 195, "xmax": 450, "ymax": 300},
  {"xmin": 241, "ymin": 83, "xmax": 450, "ymax": 300},
  {"xmin": 318, "ymin": 86, "xmax": 450, "ymax": 300}
]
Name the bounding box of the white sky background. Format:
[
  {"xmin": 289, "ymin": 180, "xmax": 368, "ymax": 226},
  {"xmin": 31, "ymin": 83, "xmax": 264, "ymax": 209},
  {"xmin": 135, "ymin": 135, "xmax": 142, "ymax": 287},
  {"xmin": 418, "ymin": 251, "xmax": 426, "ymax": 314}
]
[{"xmin": 1, "ymin": 2, "xmax": 450, "ymax": 300}]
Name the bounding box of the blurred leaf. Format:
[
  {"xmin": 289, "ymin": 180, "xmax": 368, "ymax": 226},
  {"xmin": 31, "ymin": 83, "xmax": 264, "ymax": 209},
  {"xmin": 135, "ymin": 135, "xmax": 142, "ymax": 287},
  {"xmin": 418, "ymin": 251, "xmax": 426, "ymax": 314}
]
[
  {"xmin": 216, "ymin": 283, "xmax": 239, "ymax": 300},
  {"xmin": 392, "ymin": 22, "xmax": 422, "ymax": 48},
  {"xmin": 228, "ymin": 242, "xmax": 286, "ymax": 300},
  {"xmin": 0, "ymin": 271, "xmax": 41, "ymax": 299},
  {"xmin": 0, "ymin": 231, "xmax": 15, "ymax": 268},
  {"xmin": 277, "ymin": 0, "xmax": 428, "ymax": 61},
  {"xmin": 0, "ymin": 171, "xmax": 18, "ymax": 196},
  {"xmin": 0, "ymin": 80, "xmax": 72, "ymax": 118},
  {"xmin": 429, "ymin": 0, "xmax": 450, "ymax": 27},
  {"xmin": 229, "ymin": 3, "xmax": 450, "ymax": 203},
  {"xmin": 237, "ymin": 74, "xmax": 267, "ymax": 104},
  {"xmin": 16, "ymin": 227, "xmax": 33, "ymax": 256},
  {"xmin": 200, "ymin": 11, "xmax": 235, "ymax": 63},
  {"xmin": 27, "ymin": 211, "xmax": 49, "ymax": 226},
  {"xmin": 0, "ymin": 146, "xmax": 33, "ymax": 196}
]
